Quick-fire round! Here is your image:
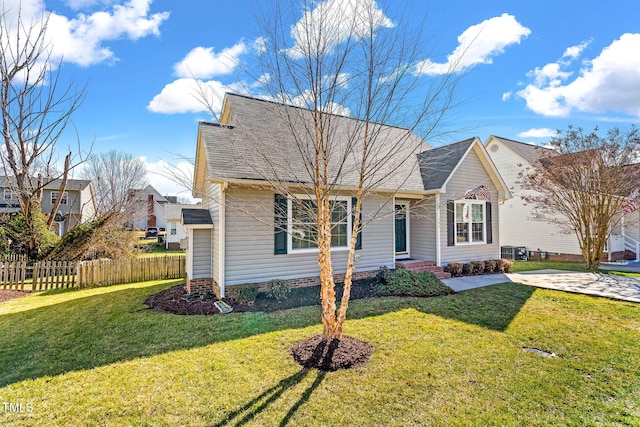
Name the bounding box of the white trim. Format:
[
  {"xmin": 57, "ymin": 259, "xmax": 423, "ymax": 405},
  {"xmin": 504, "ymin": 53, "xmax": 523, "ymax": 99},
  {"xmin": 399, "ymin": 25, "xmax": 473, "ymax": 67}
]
[
  {"xmin": 435, "ymin": 193, "xmax": 441, "ymax": 266},
  {"xmin": 286, "ymin": 194, "xmax": 352, "ymax": 253},
  {"xmin": 454, "ymin": 200, "xmax": 487, "ymax": 245},
  {"xmin": 51, "ymin": 191, "xmax": 68, "ymax": 206},
  {"xmin": 219, "ymin": 182, "xmax": 227, "ymax": 298},
  {"xmin": 394, "ymin": 201, "xmax": 410, "ymax": 259}
]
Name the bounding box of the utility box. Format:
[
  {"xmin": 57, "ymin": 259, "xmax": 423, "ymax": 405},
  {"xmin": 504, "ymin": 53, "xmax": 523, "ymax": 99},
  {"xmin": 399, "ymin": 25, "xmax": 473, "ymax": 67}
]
[{"xmin": 501, "ymin": 246, "xmax": 527, "ymax": 261}]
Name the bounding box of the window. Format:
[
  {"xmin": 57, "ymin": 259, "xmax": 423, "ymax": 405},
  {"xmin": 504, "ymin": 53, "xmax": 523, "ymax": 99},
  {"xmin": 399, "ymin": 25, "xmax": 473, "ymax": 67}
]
[
  {"xmin": 455, "ymin": 201, "xmax": 485, "ymax": 244},
  {"xmin": 3, "ymin": 189, "xmax": 13, "ymax": 201},
  {"xmin": 170, "ymin": 223, "xmax": 177, "ymax": 235},
  {"xmin": 288, "ymin": 196, "xmax": 350, "ymax": 252},
  {"xmin": 51, "ymin": 191, "xmax": 68, "ymax": 205}
]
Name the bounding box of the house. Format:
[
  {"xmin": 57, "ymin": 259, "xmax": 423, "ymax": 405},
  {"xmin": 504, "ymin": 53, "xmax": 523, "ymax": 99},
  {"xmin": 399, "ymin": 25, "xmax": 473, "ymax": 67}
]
[
  {"xmin": 186, "ymin": 93, "xmax": 510, "ymax": 297},
  {"xmin": 163, "ymin": 203, "xmax": 192, "ymax": 250},
  {"xmin": 126, "ymin": 185, "xmax": 170, "ymax": 231},
  {"xmin": 485, "ymin": 136, "xmax": 639, "ymax": 261},
  {"xmin": 0, "ymin": 178, "xmax": 97, "ymax": 236}
]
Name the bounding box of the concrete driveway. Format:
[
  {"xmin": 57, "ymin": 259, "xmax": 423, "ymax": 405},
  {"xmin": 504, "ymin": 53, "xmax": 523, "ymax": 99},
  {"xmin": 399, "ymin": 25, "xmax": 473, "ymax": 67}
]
[{"xmin": 442, "ymin": 269, "xmax": 640, "ymax": 303}]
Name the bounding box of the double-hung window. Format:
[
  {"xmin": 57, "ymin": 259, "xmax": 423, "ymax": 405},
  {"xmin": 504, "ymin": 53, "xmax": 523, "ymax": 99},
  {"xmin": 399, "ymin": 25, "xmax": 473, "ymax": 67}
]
[
  {"xmin": 3, "ymin": 189, "xmax": 13, "ymax": 201},
  {"xmin": 288, "ymin": 196, "xmax": 350, "ymax": 252},
  {"xmin": 51, "ymin": 191, "xmax": 68, "ymax": 205},
  {"xmin": 455, "ymin": 201, "xmax": 485, "ymax": 244}
]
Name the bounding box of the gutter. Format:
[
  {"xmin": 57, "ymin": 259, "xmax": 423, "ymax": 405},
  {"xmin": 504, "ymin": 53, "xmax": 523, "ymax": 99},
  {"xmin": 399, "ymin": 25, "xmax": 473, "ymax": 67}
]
[{"xmin": 219, "ymin": 181, "xmax": 228, "ymax": 298}]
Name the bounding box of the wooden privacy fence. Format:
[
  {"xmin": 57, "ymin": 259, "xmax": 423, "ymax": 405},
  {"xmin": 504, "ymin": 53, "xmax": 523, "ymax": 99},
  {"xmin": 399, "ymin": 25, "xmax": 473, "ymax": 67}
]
[
  {"xmin": 77, "ymin": 255, "xmax": 185, "ymax": 288},
  {"xmin": 0, "ymin": 255, "xmax": 185, "ymax": 291}
]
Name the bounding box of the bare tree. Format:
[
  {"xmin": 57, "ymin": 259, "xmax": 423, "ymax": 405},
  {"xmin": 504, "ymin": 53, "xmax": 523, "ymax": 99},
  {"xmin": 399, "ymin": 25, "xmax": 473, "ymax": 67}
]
[
  {"xmin": 196, "ymin": 0, "xmax": 460, "ymax": 342},
  {"xmin": 82, "ymin": 150, "xmax": 148, "ymax": 216},
  {"xmin": 519, "ymin": 126, "xmax": 640, "ymax": 269},
  {"xmin": 0, "ymin": 3, "xmax": 87, "ymax": 254}
]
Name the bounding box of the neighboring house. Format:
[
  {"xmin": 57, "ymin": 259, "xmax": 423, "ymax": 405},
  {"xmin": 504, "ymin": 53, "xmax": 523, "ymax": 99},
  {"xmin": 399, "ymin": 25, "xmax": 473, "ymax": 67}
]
[
  {"xmin": 0, "ymin": 178, "xmax": 97, "ymax": 236},
  {"xmin": 485, "ymin": 136, "xmax": 639, "ymax": 261},
  {"xmin": 164, "ymin": 203, "xmax": 192, "ymax": 250},
  {"xmin": 185, "ymin": 93, "xmax": 510, "ymax": 297},
  {"xmin": 127, "ymin": 185, "xmax": 170, "ymax": 231}
]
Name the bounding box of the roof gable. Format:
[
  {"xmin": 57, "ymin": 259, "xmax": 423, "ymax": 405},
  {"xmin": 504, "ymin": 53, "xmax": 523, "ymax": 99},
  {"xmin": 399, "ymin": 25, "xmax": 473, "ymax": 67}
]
[
  {"xmin": 418, "ymin": 138, "xmax": 475, "ymax": 191},
  {"xmin": 486, "ymin": 135, "xmax": 557, "ymax": 164}
]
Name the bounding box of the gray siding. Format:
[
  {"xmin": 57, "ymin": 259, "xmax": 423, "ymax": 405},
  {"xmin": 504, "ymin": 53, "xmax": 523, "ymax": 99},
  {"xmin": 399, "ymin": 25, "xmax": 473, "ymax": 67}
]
[
  {"xmin": 440, "ymin": 148, "xmax": 501, "ymax": 263},
  {"xmin": 223, "ymin": 187, "xmax": 395, "ymax": 286},
  {"xmin": 192, "ymin": 228, "xmax": 212, "ymax": 279},
  {"xmin": 409, "ymin": 197, "xmax": 437, "ymax": 261},
  {"xmin": 204, "ymin": 181, "xmax": 221, "ymax": 284}
]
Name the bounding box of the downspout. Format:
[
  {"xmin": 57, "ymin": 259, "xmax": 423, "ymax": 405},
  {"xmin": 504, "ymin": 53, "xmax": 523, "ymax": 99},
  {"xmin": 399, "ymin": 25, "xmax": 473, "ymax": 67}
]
[
  {"xmin": 435, "ymin": 193, "xmax": 441, "ymax": 266},
  {"xmin": 219, "ymin": 181, "xmax": 228, "ymax": 298}
]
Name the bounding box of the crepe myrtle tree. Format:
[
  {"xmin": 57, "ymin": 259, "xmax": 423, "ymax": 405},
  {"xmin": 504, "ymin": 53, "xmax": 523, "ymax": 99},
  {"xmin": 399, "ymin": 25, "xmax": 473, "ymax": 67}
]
[
  {"xmin": 0, "ymin": 4, "xmax": 88, "ymax": 255},
  {"xmin": 518, "ymin": 125, "xmax": 640, "ymax": 270},
  {"xmin": 200, "ymin": 0, "xmax": 460, "ymax": 341}
]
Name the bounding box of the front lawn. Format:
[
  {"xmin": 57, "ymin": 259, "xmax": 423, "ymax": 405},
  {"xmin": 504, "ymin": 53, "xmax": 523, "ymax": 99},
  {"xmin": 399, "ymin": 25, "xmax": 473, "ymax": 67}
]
[
  {"xmin": 512, "ymin": 260, "xmax": 590, "ymax": 272},
  {"xmin": 0, "ymin": 280, "xmax": 638, "ymax": 426}
]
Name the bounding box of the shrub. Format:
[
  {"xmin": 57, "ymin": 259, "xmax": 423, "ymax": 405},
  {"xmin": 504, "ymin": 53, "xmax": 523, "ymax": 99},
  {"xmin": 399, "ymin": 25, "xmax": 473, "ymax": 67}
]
[
  {"xmin": 502, "ymin": 259, "xmax": 513, "ymax": 273},
  {"xmin": 375, "ymin": 265, "xmax": 392, "ymax": 285},
  {"xmin": 471, "ymin": 261, "xmax": 485, "ymax": 275},
  {"xmin": 462, "ymin": 263, "xmax": 474, "ymax": 276},
  {"xmin": 444, "ymin": 262, "xmax": 463, "ymax": 277},
  {"xmin": 265, "ymin": 279, "xmax": 291, "ymax": 301},
  {"xmin": 226, "ymin": 285, "xmax": 260, "ymax": 304},
  {"xmin": 495, "ymin": 259, "xmax": 506, "ymax": 273},
  {"xmin": 374, "ymin": 269, "xmax": 453, "ymax": 297},
  {"xmin": 484, "ymin": 259, "xmax": 497, "ymax": 274}
]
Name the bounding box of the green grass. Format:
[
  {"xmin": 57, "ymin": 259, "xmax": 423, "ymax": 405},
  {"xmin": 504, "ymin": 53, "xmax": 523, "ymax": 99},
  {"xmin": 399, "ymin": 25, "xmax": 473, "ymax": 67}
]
[
  {"xmin": 0, "ymin": 280, "xmax": 638, "ymax": 426},
  {"xmin": 512, "ymin": 260, "xmax": 591, "ymax": 272}
]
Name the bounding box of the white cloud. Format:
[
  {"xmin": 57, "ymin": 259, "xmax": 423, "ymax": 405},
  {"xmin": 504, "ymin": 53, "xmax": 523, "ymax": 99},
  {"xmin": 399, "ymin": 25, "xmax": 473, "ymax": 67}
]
[
  {"xmin": 517, "ymin": 33, "xmax": 640, "ymax": 118},
  {"xmin": 562, "ymin": 39, "xmax": 591, "ymax": 60},
  {"xmin": 502, "ymin": 91, "xmax": 512, "ymax": 101},
  {"xmin": 287, "ymin": 0, "xmax": 394, "ymax": 59},
  {"xmin": 517, "ymin": 128, "xmax": 556, "ymax": 138},
  {"xmin": 3, "ymin": 0, "xmax": 169, "ymax": 67},
  {"xmin": 415, "ymin": 13, "xmax": 531, "ymax": 76},
  {"xmin": 147, "ymin": 78, "xmax": 243, "ymax": 115},
  {"xmin": 173, "ymin": 43, "xmax": 248, "ymax": 79}
]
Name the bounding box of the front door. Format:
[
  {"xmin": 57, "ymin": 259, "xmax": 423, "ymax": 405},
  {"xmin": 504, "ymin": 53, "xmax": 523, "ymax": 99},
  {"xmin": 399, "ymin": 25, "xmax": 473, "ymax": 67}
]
[{"xmin": 395, "ymin": 203, "xmax": 409, "ymax": 257}]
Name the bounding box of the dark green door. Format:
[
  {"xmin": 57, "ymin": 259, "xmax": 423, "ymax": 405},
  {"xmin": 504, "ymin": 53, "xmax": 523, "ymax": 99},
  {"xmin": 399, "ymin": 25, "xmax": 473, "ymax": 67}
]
[{"xmin": 395, "ymin": 204, "xmax": 407, "ymax": 253}]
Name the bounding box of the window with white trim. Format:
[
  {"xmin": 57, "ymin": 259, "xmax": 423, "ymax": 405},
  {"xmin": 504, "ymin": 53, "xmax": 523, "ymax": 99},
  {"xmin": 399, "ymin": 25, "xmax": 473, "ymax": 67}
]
[
  {"xmin": 51, "ymin": 191, "xmax": 68, "ymax": 205},
  {"xmin": 455, "ymin": 201, "xmax": 485, "ymax": 244},
  {"xmin": 3, "ymin": 189, "xmax": 13, "ymax": 201},
  {"xmin": 288, "ymin": 196, "xmax": 350, "ymax": 252}
]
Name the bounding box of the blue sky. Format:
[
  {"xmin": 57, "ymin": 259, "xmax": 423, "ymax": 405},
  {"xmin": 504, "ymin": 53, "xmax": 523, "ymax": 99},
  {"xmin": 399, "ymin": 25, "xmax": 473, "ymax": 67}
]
[{"xmin": 6, "ymin": 0, "xmax": 640, "ymax": 199}]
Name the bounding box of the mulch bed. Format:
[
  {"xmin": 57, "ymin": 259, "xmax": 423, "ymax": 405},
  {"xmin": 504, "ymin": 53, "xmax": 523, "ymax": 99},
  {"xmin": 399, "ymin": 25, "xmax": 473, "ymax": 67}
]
[
  {"xmin": 145, "ymin": 277, "xmax": 379, "ymax": 315},
  {"xmin": 0, "ymin": 290, "xmax": 30, "ymax": 304},
  {"xmin": 290, "ymin": 335, "xmax": 373, "ymax": 371}
]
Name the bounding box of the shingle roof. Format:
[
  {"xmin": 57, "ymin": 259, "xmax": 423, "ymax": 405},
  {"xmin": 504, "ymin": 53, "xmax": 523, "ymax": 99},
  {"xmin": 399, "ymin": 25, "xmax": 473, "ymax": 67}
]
[
  {"xmin": 488, "ymin": 136, "xmax": 556, "ymax": 163},
  {"xmin": 417, "ymin": 138, "xmax": 475, "ymax": 191},
  {"xmin": 0, "ymin": 177, "xmax": 92, "ymax": 191},
  {"xmin": 199, "ymin": 93, "xmax": 430, "ymax": 192},
  {"xmin": 182, "ymin": 208, "xmax": 213, "ymax": 225}
]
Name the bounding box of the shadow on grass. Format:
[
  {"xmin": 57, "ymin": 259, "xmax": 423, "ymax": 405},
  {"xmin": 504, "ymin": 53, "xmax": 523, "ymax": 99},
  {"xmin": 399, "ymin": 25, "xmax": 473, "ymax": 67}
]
[
  {"xmin": 0, "ymin": 281, "xmax": 534, "ymax": 388},
  {"xmin": 210, "ymin": 369, "xmax": 325, "ymax": 427}
]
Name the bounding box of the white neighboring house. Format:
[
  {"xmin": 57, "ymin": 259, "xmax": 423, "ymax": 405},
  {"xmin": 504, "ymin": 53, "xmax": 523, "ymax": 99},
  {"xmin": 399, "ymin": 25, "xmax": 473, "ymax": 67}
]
[
  {"xmin": 127, "ymin": 185, "xmax": 169, "ymax": 231},
  {"xmin": 485, "ymin": 136, "xmax": 639, "ymax": 261},
  {"xmin": 164, "ymin": 203, "xmax": 191, "ymax": 250}
]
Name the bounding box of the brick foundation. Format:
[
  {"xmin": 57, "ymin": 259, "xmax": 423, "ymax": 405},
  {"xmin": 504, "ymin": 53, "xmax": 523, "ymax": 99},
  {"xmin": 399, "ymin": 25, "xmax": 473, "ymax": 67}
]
[
  {"xmin": 166, "ymin": 242, "xmax": 181, "ymax": 250},
  {"xmin": 186, "ymin": 277, "xmax": 221, "ymax": 298},
  {"xmin": 236, "ymin": 269, "xmax": 379, "ymax": 293}
]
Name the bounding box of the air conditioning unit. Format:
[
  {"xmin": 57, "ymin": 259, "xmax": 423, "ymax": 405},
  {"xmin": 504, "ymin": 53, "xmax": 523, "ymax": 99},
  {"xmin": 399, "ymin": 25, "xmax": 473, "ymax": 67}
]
[{"xmin": 501, "ymin": 246, "xmax": 527, "ymax": 261}]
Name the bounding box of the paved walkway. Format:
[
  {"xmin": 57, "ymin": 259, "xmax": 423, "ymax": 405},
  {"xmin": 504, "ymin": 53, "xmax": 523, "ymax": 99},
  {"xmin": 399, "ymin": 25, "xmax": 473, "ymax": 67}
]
[{"xmin": 442, "ymin": 269, "xmax": 640, "ymax": 303}]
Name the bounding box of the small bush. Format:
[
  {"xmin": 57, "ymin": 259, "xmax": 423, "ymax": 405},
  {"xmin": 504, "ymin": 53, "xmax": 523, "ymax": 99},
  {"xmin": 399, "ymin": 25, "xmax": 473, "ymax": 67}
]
[
  {"xmin": 494, "ymin": 259, "xmax": 506, "ymax": 273},
  {"xmin": 374, "ymin": 269, "xmax": 453, "ymax": 297},
  {"xmin": 226, "ymin": 285, "xmax": 260, "ymax": 304},
  {"xmin": 471, "ymin": 261, "xmax": 485, "ymax": 275},
  {"xmin": 444, "ymin": 262, "xmax": 463, "ymax": 277},
  {"xmin": 502, "ymin": 259, "xmax": 513, "ymax": 273},
  {"xmin": 462, "ymin": 263, "xmax": 474, "ymax": 276},
  {"xmin": 484, "ymin": 259, "xmax": 497, "ymax": 274},
  {"xmin": 265, "ymin": 279, "xmax": 291, "ymax": 301},
  {"xmin": 375, "ymin": 265, "xmax": 392, "ymax": 285}
]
